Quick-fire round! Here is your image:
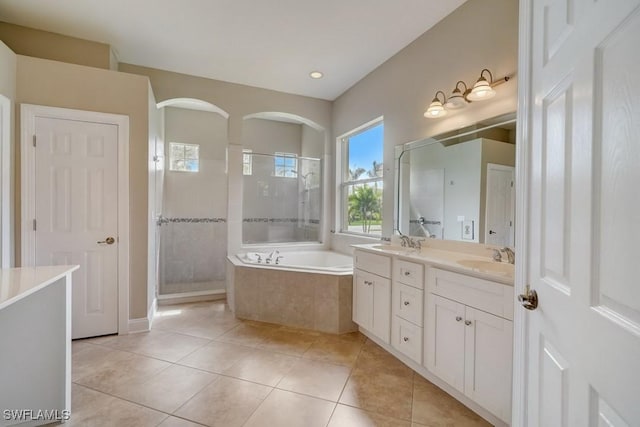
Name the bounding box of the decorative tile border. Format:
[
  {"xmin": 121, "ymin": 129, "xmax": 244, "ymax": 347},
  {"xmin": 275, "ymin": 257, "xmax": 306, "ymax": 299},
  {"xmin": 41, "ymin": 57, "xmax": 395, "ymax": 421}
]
[
  {"xmin": 158, "ymin": 217, "xmax": 227, "ymax": 226},
  {"xmin": 242, "ymin": 217, "xmax": 320, "ymax": 224}
]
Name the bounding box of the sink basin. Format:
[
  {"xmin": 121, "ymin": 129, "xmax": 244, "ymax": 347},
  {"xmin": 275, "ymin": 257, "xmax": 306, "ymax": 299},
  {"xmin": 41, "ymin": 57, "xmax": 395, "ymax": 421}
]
[
  {"xmin": 456, "ymin": 259, "xmax": 514, "ymax": 276},
  {"xmin": 370, "ymin": 244, "xmax": 409, "ymax": 252}
]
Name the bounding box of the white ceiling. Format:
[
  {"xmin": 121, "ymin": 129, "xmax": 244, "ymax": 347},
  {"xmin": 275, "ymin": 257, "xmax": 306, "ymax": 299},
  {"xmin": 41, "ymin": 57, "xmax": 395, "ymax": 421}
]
[{"xmin": 0, "ymin": 0, "xmax": 467, "ymax": 100}]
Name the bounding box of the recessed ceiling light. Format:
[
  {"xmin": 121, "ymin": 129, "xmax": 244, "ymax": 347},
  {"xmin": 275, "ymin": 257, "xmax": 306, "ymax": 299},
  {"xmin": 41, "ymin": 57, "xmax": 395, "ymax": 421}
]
[{"xmin": 309, "ymin": 71, "xmax": 324, "ymax": 79}]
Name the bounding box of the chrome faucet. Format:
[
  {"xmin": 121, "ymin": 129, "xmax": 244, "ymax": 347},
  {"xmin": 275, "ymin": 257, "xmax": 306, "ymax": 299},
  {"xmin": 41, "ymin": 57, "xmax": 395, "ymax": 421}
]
[
  {"xmin": 501, "ymin": 247, "xmax": 515, "ymax": 264},
  {"xmin": 399, "ymin": 235, "xmax": 412, "ymax": 248}
]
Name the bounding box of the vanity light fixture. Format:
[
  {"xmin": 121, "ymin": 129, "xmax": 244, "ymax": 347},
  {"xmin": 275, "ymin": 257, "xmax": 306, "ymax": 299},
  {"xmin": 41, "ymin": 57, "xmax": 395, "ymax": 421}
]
[
  {"xmin": 309, "ymin": 71, "xmax": 324, "ymax": 79},
  {"xmin": 424, "ymin": 68, "xmax": 511, "ymax": 118},
  {"xmin": 424, "ymin": 91, "xmax": 448, "ymax": 118},
  {"xmin": 466, "ymin": 68, "xmax": 497, "ymax": 101},
  {"xmin": 444, "ymin": 81, "xmax": 468, "ymax": 110}
]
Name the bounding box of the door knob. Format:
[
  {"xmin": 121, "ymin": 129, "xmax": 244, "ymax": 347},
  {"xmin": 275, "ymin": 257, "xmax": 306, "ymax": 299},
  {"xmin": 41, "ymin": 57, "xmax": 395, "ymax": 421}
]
[
  {"xmin": 518, "ymin": 285, "xmax": 538, "ymax": 310},
  {"xmin": 98, "ymin": 237, "xmax": 115, "ymax": 245},
  {"xmin": 489, "ymin": 230, "xmax": 497, "ymax": 235}
]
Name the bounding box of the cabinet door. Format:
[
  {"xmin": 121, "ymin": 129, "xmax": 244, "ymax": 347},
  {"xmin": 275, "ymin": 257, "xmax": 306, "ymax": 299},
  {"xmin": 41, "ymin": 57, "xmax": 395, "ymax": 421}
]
[
  {"xmin": 353, "ymin": 269, "xmax": 373, "ymax": 329},
  {"xmin": 371, "ymin": 274, "xmax": 391, "ymax": 343},
  {"xmin": 464, "ymin": 307, "xmax": 513, "ymax": 423},
  {"xmin": 426, "ymin": 294, "xmax": 465, "ymax": 393}
]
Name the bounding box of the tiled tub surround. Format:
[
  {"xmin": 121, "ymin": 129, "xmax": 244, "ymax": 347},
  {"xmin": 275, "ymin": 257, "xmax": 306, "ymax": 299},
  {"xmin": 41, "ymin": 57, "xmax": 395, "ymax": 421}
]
[
  {"xmin": 159, "ymin": 218, "xmax": 228, "ymax": 295},
  {"xmin": 227, "ymin": 251, "xmax": 356, "ymax": 334}
]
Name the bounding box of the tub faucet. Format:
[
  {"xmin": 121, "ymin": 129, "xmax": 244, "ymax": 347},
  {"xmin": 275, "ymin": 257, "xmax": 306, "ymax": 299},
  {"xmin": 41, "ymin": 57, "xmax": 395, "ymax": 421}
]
[
  {"xmin": 487, "ymin": 248, "xmax": 502, "ymax": 262},
  {"xmin": 266, "ymin": 250, "xmax": 280, "ymax": 264},
  {"xmin": 501, "ymin": 247, "xmax": 515, "ymax": 264}
]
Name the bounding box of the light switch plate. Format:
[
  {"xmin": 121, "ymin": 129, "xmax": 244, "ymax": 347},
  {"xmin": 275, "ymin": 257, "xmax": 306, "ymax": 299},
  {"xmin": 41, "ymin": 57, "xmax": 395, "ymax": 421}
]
[{"xmin": 462, "ymin": 220, "xmax": 474, "ymax": 240}]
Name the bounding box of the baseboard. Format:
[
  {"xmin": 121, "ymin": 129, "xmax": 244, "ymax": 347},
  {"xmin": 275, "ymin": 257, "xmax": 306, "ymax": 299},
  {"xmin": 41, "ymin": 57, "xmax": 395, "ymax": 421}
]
[
  {"xmin": 128, "ymin": 299, "xmax": 157, "ymax": 334},
  {"xmin": 157, "ymin": 289, "xmax": 226, "ymax": 305}
]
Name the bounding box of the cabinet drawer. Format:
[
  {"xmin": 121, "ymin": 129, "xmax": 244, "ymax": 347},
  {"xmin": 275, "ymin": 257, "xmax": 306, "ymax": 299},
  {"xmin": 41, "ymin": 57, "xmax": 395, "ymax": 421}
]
[
  {"xmin": 393, "ymin": 259, "xmax": 424, "ymax": 289},
  {"xmin": 428, "ymin": 268, "xmax": 514, "ymax": 320},
  {"xmin": 393, "ymin": 282, "xmax": 423, "ymax": 326},
  {"xmin": 392, "ymin": 316, "xmax": 422, "ymax": 364},
  {"xmin": 354, "ymin": 250, "xmax": 391, "ymax": 278}
]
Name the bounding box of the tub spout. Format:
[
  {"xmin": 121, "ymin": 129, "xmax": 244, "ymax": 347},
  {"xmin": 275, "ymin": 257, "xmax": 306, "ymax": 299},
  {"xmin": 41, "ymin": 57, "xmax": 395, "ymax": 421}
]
[{"xmin": 266, "ymin": 250, "xmax": 280, "ymax": 264}]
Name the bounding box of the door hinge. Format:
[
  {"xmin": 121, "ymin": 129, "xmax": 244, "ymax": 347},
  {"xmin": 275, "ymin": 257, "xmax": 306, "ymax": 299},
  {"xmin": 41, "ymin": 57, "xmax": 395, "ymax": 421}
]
[
  {"xmin": 511, "ymin": 181, "xmax": 514, "ymax": 187},
  {"xmin": 33, "ymin": 219, "xmax": 37, "ymax": 231},
  {"xmin": 32, "ymin": 135, "xmax": 36, "ymax": 147}
]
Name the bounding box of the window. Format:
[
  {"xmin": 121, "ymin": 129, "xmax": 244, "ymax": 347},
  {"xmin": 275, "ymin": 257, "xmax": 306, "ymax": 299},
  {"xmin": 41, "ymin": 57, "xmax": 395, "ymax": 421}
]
[
  {"xmin": 274, "ymin": 152, "xmax": 298, "ymax": 178},
  {"xmin": 243, "ymin": 149, "xmax": 253, "ymax": 175},
  {"xmin": 169, "ymin": 142, "xmax": 199, "ymax": 172},
  {"xmin": 340, "ymin": 121, "xmax": 384, "ymax": 236}
]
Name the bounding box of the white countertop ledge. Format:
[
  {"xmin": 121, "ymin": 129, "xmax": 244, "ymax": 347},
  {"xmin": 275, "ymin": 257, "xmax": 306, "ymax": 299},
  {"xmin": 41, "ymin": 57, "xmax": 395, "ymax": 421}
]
[
  {"xmin": 0, "ymin": 265, "xmax": 80, "ymax": 310},
  {"xmin": 352, "ymin": 243, "xmax": 514, "ymax": 286}
]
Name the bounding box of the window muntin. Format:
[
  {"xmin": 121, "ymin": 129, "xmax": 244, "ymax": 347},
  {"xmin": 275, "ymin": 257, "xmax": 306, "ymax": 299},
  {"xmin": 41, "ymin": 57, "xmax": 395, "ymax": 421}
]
[
  {"xmin": 274, "ymin": 152, "xmax": 298, "ymax": 178},
  {"xmin": 340, "ymin": 122, "xmax": 384, "ymax": 236},
  {"xmin": 169, "ymin": 142, "xmax": 199, "ymax": 172}
]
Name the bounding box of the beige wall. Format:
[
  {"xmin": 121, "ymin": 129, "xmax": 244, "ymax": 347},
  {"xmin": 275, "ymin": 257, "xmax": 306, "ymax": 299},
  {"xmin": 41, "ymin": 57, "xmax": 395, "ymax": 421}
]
[
  {"xmin": 16, "ymin": 55, "xmax": 151, "ymax": 319},
  {"xmin": 331, "ymin": 0, "xmax": 519, "ymax": 247},
  {"xmin": 0, "ymin": 22, "xmax": 112, "ymax": 69}
]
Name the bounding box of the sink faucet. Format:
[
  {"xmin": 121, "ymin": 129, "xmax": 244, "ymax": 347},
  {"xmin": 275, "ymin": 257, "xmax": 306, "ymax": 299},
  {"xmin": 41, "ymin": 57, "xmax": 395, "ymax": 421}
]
[
  {"xmin": 487, "ymin": 248, "xmax": 502, "ymax": 262},
  {"xmin": 501, "ymin": 247, "xmax": 515, "ymax": 264},
  {"xmin": 399, "ymin": 234, "xmax": 412, "ymax": 248}
]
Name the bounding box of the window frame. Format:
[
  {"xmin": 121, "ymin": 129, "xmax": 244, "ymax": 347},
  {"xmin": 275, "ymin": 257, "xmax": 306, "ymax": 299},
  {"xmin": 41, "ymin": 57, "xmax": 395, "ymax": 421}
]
[
  {"xmin": 242, "ymin": 149, "xmax": 253, "ymax": 176},
  {"xmin": 168, "ymin": 142, "xmax": 200, "ymax": 172},
  {"xmin": 337, "ymin": 118, "xmax": 384, "ymax": 237},
  {"xmin": 273, "ymin": 152, "xmax": 298, "ymax": 178}
]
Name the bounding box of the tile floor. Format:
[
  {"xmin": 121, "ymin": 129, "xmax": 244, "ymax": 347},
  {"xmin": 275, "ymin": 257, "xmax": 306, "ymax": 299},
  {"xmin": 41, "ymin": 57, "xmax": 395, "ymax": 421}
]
[{"xmin": 70, "ymin": 300, "xmax": 490, "ymax": 427}]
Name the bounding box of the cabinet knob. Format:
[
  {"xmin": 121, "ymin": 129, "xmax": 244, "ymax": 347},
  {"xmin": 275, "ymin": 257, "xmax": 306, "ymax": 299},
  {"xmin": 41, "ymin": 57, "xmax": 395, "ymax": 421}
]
[
  {"xmin": 404, "ymin": 271, "xmax": 411, "ymax": 276},
  {"xmin": 403, "ymin": 337, "xmax": 409, "ymax": 342},
  {"xmin": 465, "ymin": 320, "xmax": 472, "ymax": 326},
  {"xmin": 403, "ymin": 301, "xmax": 410, "ymax": 306},
  {"xmin": 364, "ymin": 280, "xmax": 373, "ymax": 286},
  {"xmin": 455, "ymin": 316, "xmax": 462, "ymax": 322}
]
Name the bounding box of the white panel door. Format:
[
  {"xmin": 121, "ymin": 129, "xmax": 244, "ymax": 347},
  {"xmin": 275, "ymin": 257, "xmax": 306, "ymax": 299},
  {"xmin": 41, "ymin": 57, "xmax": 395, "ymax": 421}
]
[
  {"xmin": 520, "ymin": 0, "xmax": 640, "ymax": 424},
  {"xmin": 34, "ymin": 116, "xmax": 119, "ymax": 339},
  {"xmin": 484, "ymin": 164, "xmax": 514, "ymax": 247}
]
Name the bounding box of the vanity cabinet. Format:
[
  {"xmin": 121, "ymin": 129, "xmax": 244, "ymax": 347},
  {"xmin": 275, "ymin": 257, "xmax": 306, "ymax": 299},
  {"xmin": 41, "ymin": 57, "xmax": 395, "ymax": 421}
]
[
  {"xmin": 426, "ymin": 268, "xmax": 513, "ymax": 424},
  {"xmin": 391, "ymin": 259, "xmax": 424, "ymax": 363},
  {"xmin": 353, "ymin": 250, "xmax": 391, "ymax": 343}
]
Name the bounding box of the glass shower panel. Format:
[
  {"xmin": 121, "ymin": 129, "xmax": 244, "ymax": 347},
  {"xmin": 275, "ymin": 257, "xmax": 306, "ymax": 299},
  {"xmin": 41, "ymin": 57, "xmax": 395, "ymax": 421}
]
[{"xmin": 242, "ymin": 153, "xmax": 321, "ymax": 244}]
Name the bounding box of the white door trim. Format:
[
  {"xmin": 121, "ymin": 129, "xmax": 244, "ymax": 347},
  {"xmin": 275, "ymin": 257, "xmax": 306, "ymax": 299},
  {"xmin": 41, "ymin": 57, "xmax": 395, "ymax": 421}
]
[
  {"xmin": 0, "ymin": 95, "xmax": 10, "ymax": 268},
  {"xmin": 20, "ymin": 104, "xmax": 130, "ymax": 335},
  {"xmin": 512, "ymin": 0, "xmax": 533, "ymax": 424}
]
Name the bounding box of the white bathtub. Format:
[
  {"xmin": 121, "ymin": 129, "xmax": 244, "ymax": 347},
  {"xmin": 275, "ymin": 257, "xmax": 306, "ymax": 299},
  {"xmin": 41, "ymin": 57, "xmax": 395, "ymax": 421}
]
[{"xmin": 236, "ymin": 249, "xmax": 353, "ymax": 274}]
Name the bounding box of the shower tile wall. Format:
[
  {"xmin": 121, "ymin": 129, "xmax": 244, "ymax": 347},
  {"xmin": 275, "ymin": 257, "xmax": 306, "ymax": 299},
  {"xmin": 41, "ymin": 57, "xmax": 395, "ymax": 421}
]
[{"xmin": 160, "ymin": 107, "xmax": 228, "ymax": 295}]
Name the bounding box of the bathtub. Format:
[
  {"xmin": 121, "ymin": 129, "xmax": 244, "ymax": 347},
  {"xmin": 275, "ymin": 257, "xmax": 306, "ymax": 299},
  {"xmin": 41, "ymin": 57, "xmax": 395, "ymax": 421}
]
[
  {"xmin": 226, "ymin": 249, "xmax": 356, "ymax": 334},
  {"xmin": 237, "ymin": 250, "xmax": 353, "ymax": 273}
]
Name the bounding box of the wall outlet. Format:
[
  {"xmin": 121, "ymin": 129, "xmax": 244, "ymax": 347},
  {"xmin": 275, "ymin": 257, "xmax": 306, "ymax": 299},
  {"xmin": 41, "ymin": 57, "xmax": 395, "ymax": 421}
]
[{"xmin": 462, "ymin": 220, "xmax": 474, "ymax": 240}]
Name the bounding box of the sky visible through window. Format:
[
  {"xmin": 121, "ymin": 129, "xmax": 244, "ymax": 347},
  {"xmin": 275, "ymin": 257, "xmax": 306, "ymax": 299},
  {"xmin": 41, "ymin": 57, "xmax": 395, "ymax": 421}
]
[{"xmin": 349, "ymin": 123, "xmax": 383, "ymax": 173}]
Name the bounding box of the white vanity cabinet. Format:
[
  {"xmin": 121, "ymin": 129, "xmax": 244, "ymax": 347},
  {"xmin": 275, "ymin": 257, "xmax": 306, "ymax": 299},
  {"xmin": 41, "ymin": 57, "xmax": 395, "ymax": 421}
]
[
  {"xmin": 391, "ymin": 259, "xmax": 424, "ymax": 363},
  {"xmin": 426, "ymin": 268, "xmax": 514, "ymax": 424},
  {"xmin": 353, "ymin": 250, "xmax": 391, "ymax": 343}
]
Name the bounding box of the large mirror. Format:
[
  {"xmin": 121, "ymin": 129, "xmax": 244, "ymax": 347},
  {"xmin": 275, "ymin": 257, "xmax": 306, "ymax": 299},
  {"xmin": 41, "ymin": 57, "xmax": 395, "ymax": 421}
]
[{"xmin": 395, "ymin": 112, "xmax": 516, "ymax": 246}]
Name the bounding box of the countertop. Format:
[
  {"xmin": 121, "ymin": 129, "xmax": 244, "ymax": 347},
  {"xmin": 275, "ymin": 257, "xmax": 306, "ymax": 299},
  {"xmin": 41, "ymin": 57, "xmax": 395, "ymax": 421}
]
[
  {"xmin": 352, "ymin": 243, "xmax": 514, "ymax": 286},
  {"xmin": 0, "ymin": 265, "xmax": 80, "ymax": 310}
]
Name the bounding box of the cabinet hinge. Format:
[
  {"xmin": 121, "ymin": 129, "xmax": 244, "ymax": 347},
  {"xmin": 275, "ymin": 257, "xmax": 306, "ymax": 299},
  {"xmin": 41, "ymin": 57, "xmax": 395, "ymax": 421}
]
[
  {"xmin": 32, "ymin": 135, "xmax": 36, "ymax": 147},
  {"xmin": 33, "ymin": 219, "xmax": 37, "ymax": 231}
]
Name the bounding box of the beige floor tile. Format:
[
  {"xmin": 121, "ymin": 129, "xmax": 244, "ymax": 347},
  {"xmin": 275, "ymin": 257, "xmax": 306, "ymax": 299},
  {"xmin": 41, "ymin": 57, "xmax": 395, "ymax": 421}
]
[
  {"xmin": 221, "ymin": 349, "xmax": 299, "ymax": 386},
  {"xmin": 89, "ymin": 329, "xmax": 211, "ymax": 362},
  {"xmin": 157, "ymin": 416, "xmax": 206, "ymax": 427},
  {"xmin": 353, "ymin": 339, "xmax": 414, "ymax": 380},
  {"xmin": 303, "ymin": 334, "xmax": 365, "ymax": 366},
  {"xmin": 328, "ymin": 404, "xmax": 412, "ymax": 427},
  {"xmin": 68, "ymin": 384, "xmax": 167, "ymax": 427},
  {"xmin": 177, "ymin": 341, "xmax": 255, "ymax": 373},
  {"xmin": 277, "ymin": 358, "xmax": 351, "ymax": 401},
  {"xmin": 174, "ymin": 376, "xmax": 271, "ymax": 427},
  {"xmin": 215, "ymin": 322, "xmax": 277, "ymax": 347},
  {"xmin": 339, "ymin": 370, "xmax": 414, "ymax": 421},
  {"xmin": 110, "ymin": 364, "xmax": 218, "ymax": 413},
  {"xmin": 74, "ymin": 349, "xmax": 171, "ymax": 394},
  {"xmin": 257, "ymin": 328, "xmax": 320, "ymax": 356},
  {"xmin": 243, "ymin": 389, "xmax": 336, "ymax": 427},
  {"xmin": 72, "ymin": 343, "xmax": 121, "ymax": 382},
  {"xmin": 412, "ymin": 380, "xmax": 490, "ymax": 427}
]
